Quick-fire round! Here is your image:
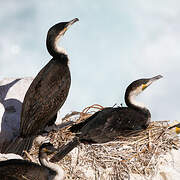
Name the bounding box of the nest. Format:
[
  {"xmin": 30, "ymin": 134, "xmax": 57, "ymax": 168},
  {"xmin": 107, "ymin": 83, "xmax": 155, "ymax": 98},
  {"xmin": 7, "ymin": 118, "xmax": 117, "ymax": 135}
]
[{"xmin": 25, "ymin": 104, "xmax": 180, "ymax": 180}]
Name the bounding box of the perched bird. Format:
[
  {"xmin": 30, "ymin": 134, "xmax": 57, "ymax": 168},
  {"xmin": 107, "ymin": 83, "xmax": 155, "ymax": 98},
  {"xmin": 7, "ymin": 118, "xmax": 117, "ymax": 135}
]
[
  {"xmin": 4, "ymin": 18, "xmax": 79, "ymax": 155},
  {"xmin": 50, "ymin": 75, "xmax": 163, "ymax": 162},
  {"xmin": 0, "ymin": 143, "xmax": 64, "ymax": 180}
]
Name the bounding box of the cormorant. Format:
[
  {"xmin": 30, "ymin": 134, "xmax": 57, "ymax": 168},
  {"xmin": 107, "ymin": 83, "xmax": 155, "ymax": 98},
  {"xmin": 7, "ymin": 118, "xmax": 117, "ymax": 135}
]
[
  {"xmin": 4, "ymin": 18, "xmax": 79, "ymax": 155},
  {"xmin": 50, "ymin": 75, "xmax": 163, "ymax": 162},
  {"xmin": 0, "ymin": 143, "xmax": 64, "ymax": 180}
]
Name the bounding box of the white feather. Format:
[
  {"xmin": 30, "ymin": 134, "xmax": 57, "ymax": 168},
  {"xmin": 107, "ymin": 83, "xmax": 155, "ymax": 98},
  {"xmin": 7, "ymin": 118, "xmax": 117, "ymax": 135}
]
[
  {"xmin": 40, "ymin": 158, "xmax": 65, "ymax": 180},
  {"xmin": 128, "ymin": 87, "xmax": 145, "ymax": 109}
]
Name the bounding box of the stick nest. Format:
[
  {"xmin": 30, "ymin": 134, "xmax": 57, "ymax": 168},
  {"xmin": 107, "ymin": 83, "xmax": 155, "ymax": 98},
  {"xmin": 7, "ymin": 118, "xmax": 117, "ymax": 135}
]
[{"xmin": 26, "ymin": 104, "xmax": 180, "ymax": 180}]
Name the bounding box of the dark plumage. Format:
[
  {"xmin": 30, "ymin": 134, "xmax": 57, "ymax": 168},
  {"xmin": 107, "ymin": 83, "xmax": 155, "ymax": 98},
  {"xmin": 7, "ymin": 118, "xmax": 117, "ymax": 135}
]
[
  {"xmin": 4, "ymin": 18, "xmax": 79, "ymax": 155},
  {"xmin": 50, "ymin": 75, "xmax": 163, "ymax": 162},
  {"xmin": 0, "ymin": 143, "xmax": 64, "ymax": 180}
]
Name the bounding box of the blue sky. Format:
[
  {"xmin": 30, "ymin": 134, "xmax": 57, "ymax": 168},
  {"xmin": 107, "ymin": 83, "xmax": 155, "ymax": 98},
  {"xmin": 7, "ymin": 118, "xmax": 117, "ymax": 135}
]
[{"xmin": 1, "ymin": 0, "xmax": 180, "ymax": 121}]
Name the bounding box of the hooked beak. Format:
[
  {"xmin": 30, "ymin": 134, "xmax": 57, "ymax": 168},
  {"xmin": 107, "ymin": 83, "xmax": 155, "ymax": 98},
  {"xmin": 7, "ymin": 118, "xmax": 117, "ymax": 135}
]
[
  {"xmin": 51, "ymin": 146, "xmax": 58, "ymax": 153},
  {"xmin": 67, "ymin": 18, "xmax": 79, "ymax": 26},
  {"xmin": 142, "ymin": 75, "xmax": 163, "ymax": 90},
  {"xmin": 45, "ymin": 146, "xmax": 58, "ymax": 153},
  {"xmin": 148, "ymin": 75, "xmax": 163, "ymax": 84},
  {"xmin": 149, "ymin": 75, "xmax": 163, "ymax": 81},
  {"xmin": 66, "ymin": 18, "xmax": 79, "ymax": 29},
  {"xmin": 59, "ymin": 18, "xmax": 79, "ymax": 37},
  {"xmin": 61, "ymin": 18, "xmax": 79, "ymax": 36}
]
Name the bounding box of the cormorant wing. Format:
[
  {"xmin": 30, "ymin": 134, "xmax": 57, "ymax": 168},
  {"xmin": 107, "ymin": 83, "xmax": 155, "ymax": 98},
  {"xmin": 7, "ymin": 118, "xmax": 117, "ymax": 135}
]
[
  {"xmin": 0, "ymin": 159, "xmax": 52, "ymax": 180},
  {"xmin": 20, "ymin": 58, "xmax": 71, "ymax": 136},
  {"xmin": 78, "ymin": 107, "xmax": 148, "ymax": 143},
  {"xmin": 69, "ymin": 110, "xmax": 101, "ymax": 133}
]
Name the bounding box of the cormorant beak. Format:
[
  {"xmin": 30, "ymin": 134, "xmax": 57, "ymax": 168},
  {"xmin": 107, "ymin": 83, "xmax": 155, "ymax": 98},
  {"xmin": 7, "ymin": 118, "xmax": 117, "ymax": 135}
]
[
  {"xmin": 58, "ymin": 18, "xmax": 79, "ymax": 37},
  {"xmin": 142, "ymin": 75, "xmax": 163, "ymax": 90},
  {"xmin": 50, "ymin": 146, "xmax": 58, "ymax": 153},
  {"xmin": 43, "ymin": 146, "xmax": 58, "ymax": 154},
  {"xmin": 67, "ymin": 18, "xmax": 79, "ymax": 27},
  {"xmin": 63, "ymin": 18, "xmax": 79, "ymax": 32}
]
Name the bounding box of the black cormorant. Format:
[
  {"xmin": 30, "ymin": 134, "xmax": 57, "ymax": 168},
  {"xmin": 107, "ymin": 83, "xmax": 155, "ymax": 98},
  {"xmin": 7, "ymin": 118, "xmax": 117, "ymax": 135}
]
[
  {"xmin": 4, "ymin": 18, "xmax": 79, "ymax": 155},
  {"xmin": 0, "ymin": 143, "xmax": 64, "ymax": 180},
  {"xmin": 50, "ymin": 75, "xmax": 163, "ymax": 162}
]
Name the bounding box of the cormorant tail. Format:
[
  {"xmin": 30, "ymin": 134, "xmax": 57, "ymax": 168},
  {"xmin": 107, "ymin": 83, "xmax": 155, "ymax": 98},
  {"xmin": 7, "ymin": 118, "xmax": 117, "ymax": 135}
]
[
  {"xmin": 3, "ymin": 136, "xmax": 34, "ymax": 155},
  {"xmin": 50, "ymin": 137, "xmax": 80, "ymax": 162}
]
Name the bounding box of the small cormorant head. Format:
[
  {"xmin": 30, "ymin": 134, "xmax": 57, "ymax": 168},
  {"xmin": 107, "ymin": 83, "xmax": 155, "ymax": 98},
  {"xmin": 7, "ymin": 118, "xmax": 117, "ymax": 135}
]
[
  {"xmin": 39, "ymin": 142, "xmax": 57, "ymax": 156},
  {"xmin": 46, "ymin": 18, "xmax": 79, "ymax": 58},
  {"xmin": 48, "ymin": 18, "xmax": 79, "ymax": 39},
  {"xmin": 125, "ymin": 75, "xmax": 163, "ymax": 108}
]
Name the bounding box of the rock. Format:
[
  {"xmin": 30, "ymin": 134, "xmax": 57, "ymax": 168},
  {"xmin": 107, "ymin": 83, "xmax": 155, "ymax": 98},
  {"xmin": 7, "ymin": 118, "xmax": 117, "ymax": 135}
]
[
  {"xmin": 130, "ymin": 149, "xmax": 180, "ymax": 180},
  {"xmin": 0, "ymin": 153, "xmax": 23, "ymax": 161},
  {"xmin": 0, "ymin": 77, "xmax": 33, "ymax": 150}
]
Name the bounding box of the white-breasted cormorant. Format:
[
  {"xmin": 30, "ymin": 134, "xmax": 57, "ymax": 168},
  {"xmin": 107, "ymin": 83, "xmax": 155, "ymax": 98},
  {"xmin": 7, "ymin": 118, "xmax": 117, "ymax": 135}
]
[
  {"xmin": 50, "ymin": 75, "xmax": 163, "ymax": 162},
  {"xmin": 0, "ymin": 143, "xmax": 64, "ymax": 180},
  {"xmin": 4, "ymin": 18, "xmax": 79, "ymax": 155}
]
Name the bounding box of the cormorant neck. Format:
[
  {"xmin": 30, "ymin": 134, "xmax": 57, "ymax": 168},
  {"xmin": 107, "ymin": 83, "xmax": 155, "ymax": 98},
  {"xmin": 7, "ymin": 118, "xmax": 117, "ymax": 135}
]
[
  {"xmin": 125, "ymin": 90, "xmax": 149, "ymax": 114},
  {"xmin": 39, "ymin": 153, "xmax": 64, "ymax": 180},
  {"xmin": 46, "ymin": 32, "xmax": 68, "ymax": 60}
]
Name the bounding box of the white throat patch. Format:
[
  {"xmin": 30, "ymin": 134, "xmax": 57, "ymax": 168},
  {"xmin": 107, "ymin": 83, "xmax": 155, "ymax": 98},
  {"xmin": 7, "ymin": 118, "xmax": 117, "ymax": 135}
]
[
  {"xmin": 54, "ymin": 34, "xmax": 67, "ymax": 55},
  {"xmin": 40, "ymin": 158, "xmax": 65, "ymax": 180},
  {"xmin": 128, "ymin": 87, "xmax": 145, "ymax": 108}
]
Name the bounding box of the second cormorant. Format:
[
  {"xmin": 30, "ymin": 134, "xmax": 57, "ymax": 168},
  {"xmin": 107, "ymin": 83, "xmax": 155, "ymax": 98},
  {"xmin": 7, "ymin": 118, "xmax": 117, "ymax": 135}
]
[
  {"xmin": 0, "ymin": 143, "xmax": 64, "ymax": 180},
  {"xmin": 4, "ymin": 18, "xmax": 79, "ymax": 155},
  {"xmin": 50, "ymin": 75, "xmax": 163, "ymax": 162}
]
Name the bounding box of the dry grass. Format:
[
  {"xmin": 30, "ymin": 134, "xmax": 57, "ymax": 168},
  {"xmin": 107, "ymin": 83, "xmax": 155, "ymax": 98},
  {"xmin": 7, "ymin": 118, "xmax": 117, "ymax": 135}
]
[{"xmin": 25, "ymin": 105, "xmax": 180, "ymax": 180}]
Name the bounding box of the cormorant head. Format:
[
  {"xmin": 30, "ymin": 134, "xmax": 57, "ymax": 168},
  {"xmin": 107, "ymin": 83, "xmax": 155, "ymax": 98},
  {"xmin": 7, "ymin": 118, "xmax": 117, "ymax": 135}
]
[
  {"xmin": 39, "ymin": 142, "xmax": 57, "ymax": 156},
  {"xmin": 125, "ymin": 75, "xmax": 163, "ymax": 108},
  {"xmin": 46, "ymin": 18, "xmax": 79, "ymax": 58}
]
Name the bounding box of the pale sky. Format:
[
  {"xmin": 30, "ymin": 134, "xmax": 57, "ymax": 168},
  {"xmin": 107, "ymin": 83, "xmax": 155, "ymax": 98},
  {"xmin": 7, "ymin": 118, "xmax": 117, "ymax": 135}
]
[{"xmin": 1, "ymin": 0, "xmax": 180, "ymax": 122}]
